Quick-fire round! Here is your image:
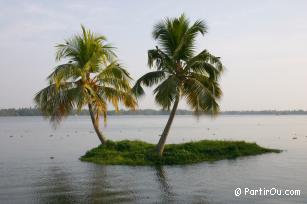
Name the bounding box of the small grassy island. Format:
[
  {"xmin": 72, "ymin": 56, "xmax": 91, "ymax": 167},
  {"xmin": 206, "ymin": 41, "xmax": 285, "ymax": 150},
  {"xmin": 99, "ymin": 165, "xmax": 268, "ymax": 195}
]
[{"xmin": 80, "ymin": 140, "xmax": 281, "ymax": 166}]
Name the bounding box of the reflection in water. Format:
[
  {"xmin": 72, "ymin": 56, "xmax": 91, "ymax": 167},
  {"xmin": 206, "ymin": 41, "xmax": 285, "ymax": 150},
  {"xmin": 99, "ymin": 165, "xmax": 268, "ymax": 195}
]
[
  {"xmin": 33, "ymin": 166, "xmax": 76, "ymax": 204},
  {"xmin": 154, "ymin": 165, "xmax": 211, "ymax": 204},
  {"xmin": 32, "ymin": 164, "xmax": 137, "ymax": 204},
  {"xmin": 86, "ymin": 164, "xmax": 136, "ymax": 203},
  {"xmin": 87, "ymin": 164, "xmax": 110, "ymax": 203},
  {"xmin": 155, "ymin": 165, "xmax": 174, "ymax": 202},
  {"xmin": 31, "ymin": 164, "xmax": 212, "ymax": 203}
]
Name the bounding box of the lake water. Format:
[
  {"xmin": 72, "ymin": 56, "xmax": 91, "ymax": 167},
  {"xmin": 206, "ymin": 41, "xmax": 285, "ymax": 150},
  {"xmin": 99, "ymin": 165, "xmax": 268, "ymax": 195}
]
[{"xmin": 0, "ymin": 115, "xmax": 306, "ymax": 203}]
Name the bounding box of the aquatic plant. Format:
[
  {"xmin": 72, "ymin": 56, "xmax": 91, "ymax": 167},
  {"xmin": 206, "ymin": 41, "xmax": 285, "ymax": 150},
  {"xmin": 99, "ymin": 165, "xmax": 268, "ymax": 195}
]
[{"xmin": 81, "ymin": 140, "xmax": 281, "ymax": 165}]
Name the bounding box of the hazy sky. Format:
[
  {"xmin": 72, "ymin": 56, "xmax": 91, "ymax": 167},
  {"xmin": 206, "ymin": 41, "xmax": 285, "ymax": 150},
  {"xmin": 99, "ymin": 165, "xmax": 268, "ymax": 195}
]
[{"xmin": 1, "ymin": 0, "xmax": 307, "ymax": 110}]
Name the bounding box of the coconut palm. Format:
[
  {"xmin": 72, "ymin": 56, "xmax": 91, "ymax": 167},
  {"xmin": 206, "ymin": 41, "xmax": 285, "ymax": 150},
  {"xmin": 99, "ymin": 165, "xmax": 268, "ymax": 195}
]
[
  {"xmin": 133, "ymin": 14, "xmax": 224, "ymax": 156},
  {"xmin": 34, "ymin": 26, "xmax": 137, "ymax": 144}
]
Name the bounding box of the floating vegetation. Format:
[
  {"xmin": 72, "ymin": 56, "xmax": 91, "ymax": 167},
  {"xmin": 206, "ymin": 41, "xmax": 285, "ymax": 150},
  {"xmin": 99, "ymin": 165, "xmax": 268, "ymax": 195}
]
[{"xmin": 81, "ymin": 140, "xmax": 281, "ymax": 166}]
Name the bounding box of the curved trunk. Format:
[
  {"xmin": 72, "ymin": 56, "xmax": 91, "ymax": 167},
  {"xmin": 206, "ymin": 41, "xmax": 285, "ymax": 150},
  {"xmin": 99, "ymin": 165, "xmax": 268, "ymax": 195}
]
[
  {"xmin": 88, "ymin": 103, "xmax": 107, "ymax": 144},
  {"xmin": 156, "ymin": 97, "xmax": 180, "ymax": 156}
]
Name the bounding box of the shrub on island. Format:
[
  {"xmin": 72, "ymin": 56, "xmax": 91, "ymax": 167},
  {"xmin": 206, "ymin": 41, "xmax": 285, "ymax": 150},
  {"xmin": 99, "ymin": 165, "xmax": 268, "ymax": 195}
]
[{"xmin": 80, "ymin": 140, "xmax": 281, "ymax": 166}]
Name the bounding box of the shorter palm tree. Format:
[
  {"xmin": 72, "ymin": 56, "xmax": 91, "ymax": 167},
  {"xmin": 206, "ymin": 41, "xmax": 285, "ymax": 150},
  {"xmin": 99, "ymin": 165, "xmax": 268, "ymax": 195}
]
[
  {"xmin": 35, "ymin": 26, "xmax": 137, "ymax": 144},
  {"xmin": 133, "ymin": 14, "xmax": 224, "ymax": 156}
]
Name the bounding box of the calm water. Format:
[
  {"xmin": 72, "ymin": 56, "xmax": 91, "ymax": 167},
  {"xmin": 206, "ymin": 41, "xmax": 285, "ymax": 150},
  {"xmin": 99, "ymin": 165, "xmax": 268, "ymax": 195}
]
[{"xmin": 0, "ymin": 115, "xmax": 307, "ymax": 203}]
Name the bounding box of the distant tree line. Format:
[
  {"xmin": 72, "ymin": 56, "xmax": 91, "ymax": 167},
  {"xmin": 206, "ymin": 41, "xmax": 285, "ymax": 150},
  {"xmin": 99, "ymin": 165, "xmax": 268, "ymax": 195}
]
[
  {"xmin": 222, "ymin": 110, "xmax": 307, "ymax": 115},
  {"xmin": 1, "ymin": 108, "xmax": 307, "ymax": 116}
]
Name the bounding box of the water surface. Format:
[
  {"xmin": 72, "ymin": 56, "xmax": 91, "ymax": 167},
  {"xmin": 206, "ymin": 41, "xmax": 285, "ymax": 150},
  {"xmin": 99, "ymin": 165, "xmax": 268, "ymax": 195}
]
[{"xmin": 0, "ymin": 115, "xmax": 306, "ymax": 203}]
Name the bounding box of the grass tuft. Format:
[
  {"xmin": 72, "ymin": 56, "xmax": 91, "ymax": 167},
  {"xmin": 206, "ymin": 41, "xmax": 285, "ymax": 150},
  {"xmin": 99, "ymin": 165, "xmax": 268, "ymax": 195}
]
[{"xmin": 80, "ymin": 140, "xmax": 281, "ymax": 166}]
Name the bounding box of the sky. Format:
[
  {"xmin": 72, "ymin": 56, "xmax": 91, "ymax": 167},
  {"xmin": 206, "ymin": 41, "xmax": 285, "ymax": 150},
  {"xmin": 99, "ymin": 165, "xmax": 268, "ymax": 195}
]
[{"xmin": 0, "ymin": 0, "xmax": 307, "ymax": 111}]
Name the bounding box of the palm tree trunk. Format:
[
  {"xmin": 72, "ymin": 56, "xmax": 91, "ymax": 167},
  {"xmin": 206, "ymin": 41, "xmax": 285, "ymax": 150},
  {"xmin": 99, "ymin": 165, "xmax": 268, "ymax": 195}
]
[
  {"xmin": 88, "ymin": 103, "xmax": 107, "ymax": 144},
  {"xmin": 156, "ymin": 97, "xmax": 180, "ymax": 156}
]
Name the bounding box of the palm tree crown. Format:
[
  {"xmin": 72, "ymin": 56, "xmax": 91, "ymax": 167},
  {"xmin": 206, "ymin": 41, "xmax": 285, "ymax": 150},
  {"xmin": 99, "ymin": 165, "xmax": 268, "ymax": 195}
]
[
  {"xmin": 133, "ymin": 14, "xmax": 223, "ymax": 114},
  {"xmin": 35, "ymin": 26, "xmax": 136, "ymax": 143}
]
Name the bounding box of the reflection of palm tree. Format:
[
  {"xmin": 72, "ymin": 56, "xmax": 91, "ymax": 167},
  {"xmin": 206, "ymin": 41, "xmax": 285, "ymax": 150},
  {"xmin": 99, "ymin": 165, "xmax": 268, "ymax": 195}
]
[
  {"xmin": 154, "ymin": 166, "xmax": 175, "ymax": 203},
  {"xmin": 33, "ymin": 165, "xmax": 212, "ymax": 203},
  {"xmin": 86, "ymin": 165, "xmax": 136, "ymax": 203},
  {"xmin": 85, "ymin": 164, "xmax": 109, "ymax": 203},
  {"xmin": 86, "ymin": 164, "xmax": 112, "ymax": 203},
  {"xmin": 33, "ymin": 166, "xmax": 76, "ymax": 204},
  {"xmin": 33, "ymin": 165, "xmax": 137, "ymax": 203},
  {"xmin": 154, "ymin": 166, "xmax": 212, "ymax": 204}
]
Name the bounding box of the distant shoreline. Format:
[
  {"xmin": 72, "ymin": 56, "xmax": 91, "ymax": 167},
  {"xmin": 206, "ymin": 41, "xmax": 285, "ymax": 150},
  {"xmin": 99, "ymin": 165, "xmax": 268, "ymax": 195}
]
[{"xmin": 1, "ymin": 108, "xmax": 307, "ymax": 116}]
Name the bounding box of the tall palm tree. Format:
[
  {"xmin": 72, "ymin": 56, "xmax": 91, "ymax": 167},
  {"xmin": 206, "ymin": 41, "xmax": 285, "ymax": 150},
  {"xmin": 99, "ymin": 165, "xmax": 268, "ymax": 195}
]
[
  {"xmin": 133, "ymin": 14, "xmax": 224, "ymax": 156},
  {"xmin": 34, "ymin": 26, "xmax": 137, "ymax": 144}
]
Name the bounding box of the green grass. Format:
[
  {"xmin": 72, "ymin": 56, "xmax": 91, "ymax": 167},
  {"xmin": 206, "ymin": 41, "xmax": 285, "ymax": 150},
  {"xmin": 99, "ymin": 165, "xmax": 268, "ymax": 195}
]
[{"xmin": 80, "ymin": 140, "xmax": 281, "ymax": 166}]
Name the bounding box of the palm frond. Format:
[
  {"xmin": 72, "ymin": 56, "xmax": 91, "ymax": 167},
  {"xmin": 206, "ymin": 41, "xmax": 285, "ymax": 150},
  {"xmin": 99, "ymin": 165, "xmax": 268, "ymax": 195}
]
[
  {"xmin": 47, "ymin": 63, "xmax": 81, "ymax": 83},
  {"xmin": 97, "ymin": 86, "xmax": 137, "ymax": 110},
  {"xmin": 182, "ymin": 78, "xmax": 220, "ymax": 115},
  {"xmin": 96, "ymin": 61, "xmax": 132, "ymax": 81},
  {"xmin": 34, "ymin": 82, "xmax": 77, "ymax": 123},
  {"xmin": 132, "ymin": 71, "xmax": 166, "ymax": 97},
  {"xmin": 148, "ymin": 48, "xmax": 174, "ymax": 73},
  {"xmin": 153, "ymin": 76, "xmax": 180, "ymax": 110},
  {"xmin": 186, "ymin": 50, "xmax": 224, "ymax": 80},
  {"xmin": 188, "ymin": 73, "xmax": 222, "ymax": 98},
  {"xmin": 55, "ymin": 25, "xmax": 116, "ymax": 69}
]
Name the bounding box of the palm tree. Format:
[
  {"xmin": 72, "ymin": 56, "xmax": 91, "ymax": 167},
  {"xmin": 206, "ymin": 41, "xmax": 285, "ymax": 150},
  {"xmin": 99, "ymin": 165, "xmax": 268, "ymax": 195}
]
[
  {"xmin": 133, "ymin": 14, "xmax": 224, "ymax": 156},
  {"xmin": 34, "ymin": 26, "xmax": 137, "ymax": 144}
]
